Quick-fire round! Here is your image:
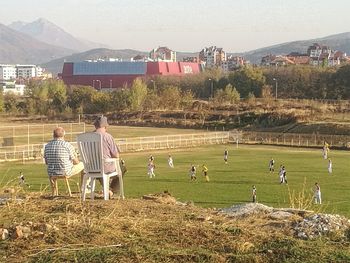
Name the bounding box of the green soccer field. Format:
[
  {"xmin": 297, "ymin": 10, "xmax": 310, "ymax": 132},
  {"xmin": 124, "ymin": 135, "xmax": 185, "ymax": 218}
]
[{"xmin": 1, "ymin": 144, "xmax": 349, "ymax": 216}]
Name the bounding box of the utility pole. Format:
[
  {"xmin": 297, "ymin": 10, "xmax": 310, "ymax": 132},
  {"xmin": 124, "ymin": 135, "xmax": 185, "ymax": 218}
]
[{"xmin": 273, "ymin": 78, "xmax": 278, "ymax": 100}]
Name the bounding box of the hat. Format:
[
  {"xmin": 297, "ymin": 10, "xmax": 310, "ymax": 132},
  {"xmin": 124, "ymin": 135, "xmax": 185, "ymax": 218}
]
[{"xmin": 94, "ymin": 116, "xmax": 109, "ymax": 128}]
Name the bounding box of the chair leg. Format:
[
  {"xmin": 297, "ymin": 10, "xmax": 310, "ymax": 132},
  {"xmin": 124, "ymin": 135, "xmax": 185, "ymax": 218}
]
[
  {"xmin": 81, "ymin": 176, "xmax": 88, "ymax": 201},
  {"xmin": 90, "ymin": 179, "xmax": 96, "ymax": 200},
  {"xmin": 118, "ymin": 174, "xmax": 125, "ymax": 200},
  {"xmin": 103, "ymin": 176, "xmax": 109, "ymax": 200},
  {"xmin": 65, "ymin": 177, "xmax": 72, "ymax": 197}
]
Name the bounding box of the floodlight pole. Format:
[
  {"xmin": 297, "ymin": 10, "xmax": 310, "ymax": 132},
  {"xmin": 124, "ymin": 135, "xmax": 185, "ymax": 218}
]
[
  {"xmin": 208, "ymin": 78, "xmax": 213, "ymax": 99},
  {"xmin": 273, "ymin": 78, "xmax": 278, "ymax": 100}
]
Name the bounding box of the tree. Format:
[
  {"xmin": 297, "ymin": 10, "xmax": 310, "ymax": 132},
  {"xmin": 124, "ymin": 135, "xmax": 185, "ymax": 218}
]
[
  {"xmin": 3, "ymin": 93, "xmax": 20, "ymax": 113},
  {"xmin": 46, "ymin": 80, "xmax": 67, "ymax": 114},
  {"xmin": 229, "ymin": 66, "xmax": 266, "ymax": 98},
  {"xmin": 67, "ymin": 85, "xmax": 97, "ymax": 114},
  {"xmin": 213, "ymin": 84, "xmax": 240, "ymax": 104},
  {"xmin": 24, "ymin": 79, "xmax": 49, "ymax": 115},
  {"xmin": 261, "ymin": 85, "xmax": 273, "ymax": 99},
  {"xmin": 129, "ymin": 78, "xmax": 148, "ymax": 111},
  {"xmin": 159, "ymin": 86, "xmax": 182, "ymax": 110},
  {"xmin": 110, "ymin": 89, "xmax": 131, "ymax": 111},
  {"xmin": 330, "ymin": 65, "xmax": 350, "ymax": 99}
]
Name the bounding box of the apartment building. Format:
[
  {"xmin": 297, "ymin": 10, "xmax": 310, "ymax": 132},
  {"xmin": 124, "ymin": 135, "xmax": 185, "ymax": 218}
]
[
  {"xmin": 0, "ymin": 65, "xmax": 17, "ymax": 80},
  {"xmin": 149, "ymin": 47, "xmax": 177, "ymax": 62},
  {"xmin": 16, "ymin": 65, "xmax": 43, "ymax": 79},
  {"xmin": 221, "ymin": 55, "xmax": 245, "ymax": 71},
  {"xmin": 199, "ymin": 46, "xmax": 226, "ymax": 68},
  {"xmin": 0, "ymin": 64, "xmax": 43, "ymax": 80},
  {"xmin": 261, "ymin": 43, "xmax": 348, "ymax": 67}
]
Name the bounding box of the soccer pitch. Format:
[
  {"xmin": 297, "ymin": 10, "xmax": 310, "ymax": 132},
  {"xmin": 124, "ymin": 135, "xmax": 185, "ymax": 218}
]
[{"xmin": 1, "ymin": 144, "xmax": 349, "ymax": 216}]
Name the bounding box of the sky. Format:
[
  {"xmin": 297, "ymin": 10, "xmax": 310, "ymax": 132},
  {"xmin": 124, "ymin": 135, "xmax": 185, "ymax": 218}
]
[{"xmin": 1, "ymin": 0, "xmax": 350, "ymax": 52}]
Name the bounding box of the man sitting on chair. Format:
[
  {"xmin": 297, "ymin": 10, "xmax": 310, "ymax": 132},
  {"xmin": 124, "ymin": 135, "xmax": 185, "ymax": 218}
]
[
  {"xmin": 44, "ymin": 127, "xmax": 84, "ymax": 196},
  {"xmin": 94, "ymin": 116, "xmax": 122, "ymax": 198}
]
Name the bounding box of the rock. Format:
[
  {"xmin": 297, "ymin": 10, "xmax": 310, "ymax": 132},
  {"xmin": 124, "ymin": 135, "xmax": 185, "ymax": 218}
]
[
  {"xmin": 21, "ymin": 226, "xmax": 31, "ymax": 238},
  {"xmin": 1, "ymin": 228, "xmax": 9, "ymax": 240},
  {"xmin": 293, "ymin": 213, "xmax": 350, "ymax": 240},
  {"xmin": 197, "ymin": 215, "xmax": 211, "ymax": 221},
  {"xmin": 269, "ymin": 211, "xmax": 294, "ymax": 220},
  {"xmin": 32, "ymin": 231, "xmax": 45, "ymax": 238},
  {"xmin": 219, "ymin": 203, "xmax": 273, "ymax": 218},
  {"xmin": 14, "ymin": 226, "xmax": 23, "ymax": 239}
]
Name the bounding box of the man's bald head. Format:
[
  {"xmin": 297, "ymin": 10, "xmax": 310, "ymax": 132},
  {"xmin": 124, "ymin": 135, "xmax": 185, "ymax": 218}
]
[{"xmin": 53, "ymin": 127, "xmax": 65, "ymax": 138}]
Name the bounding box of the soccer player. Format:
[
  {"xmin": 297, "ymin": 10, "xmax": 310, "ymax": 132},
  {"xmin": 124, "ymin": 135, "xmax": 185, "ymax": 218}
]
[
  {"xmin": 323, "ymin": 141, "xmax": 330, "ymax": 159},
  {"xmin": 19, "ymin": 171, "xmax": 25, "ymax": 185},
  {"xmin": 147, "ymin": 161, "xmax": 156, "ymax": 178},
  {"xmin": 282, "ymin": 166, "xmax": 288, "ymax": 184},
  {"xmin": 279, "ymin": 165, "xmax": 287, "ymax": 184},
  {"xmin": 189, "ymin": 164, "xmax": 197, "ymax": 181},
  {"xmin": 252, "ymin": 185, "xmax": 257, "ymax": 203},
  {"xmin": 224, "ymin": 149, "xmax": 228, "ymax": 164},
  {"xmin": 202, "ymin": 164, "xmax": 209, "ymax": 182},
  {"xmin": 168, "ymin": 154, "xmax": 174, "ymax": 168},
  {"xmin": 269, "ymin": 158, "xmax": 275, "ymax": 173},
  {"xmin": 328, "ymin": 159, "xmax": 333, "ymax": 174},
  {"xmin": 314, "ymin": 183, "xmax": 322, "ymax": 204},
  {"xmin": 278, "ymin": 165, "xmax": 284, "ymax": 183}
]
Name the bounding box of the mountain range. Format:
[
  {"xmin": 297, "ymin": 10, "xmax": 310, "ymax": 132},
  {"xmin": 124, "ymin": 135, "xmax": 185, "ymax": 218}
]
[
  {"xmin": 1, "ymin": 18, "xmax": 350, "ymax": 74},
  {"xmin": 8, "ymin": 18, "xmax": 107, "ymax": 52},
  {"xmin": 0, "ymin": 23, "xmax": 75, "ymax": 64}
]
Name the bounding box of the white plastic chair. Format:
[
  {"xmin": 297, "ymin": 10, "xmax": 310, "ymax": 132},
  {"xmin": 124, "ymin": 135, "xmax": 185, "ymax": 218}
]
[{"xmin": 77, "ymin": 132, "xmax": 124, "ymax": 201}]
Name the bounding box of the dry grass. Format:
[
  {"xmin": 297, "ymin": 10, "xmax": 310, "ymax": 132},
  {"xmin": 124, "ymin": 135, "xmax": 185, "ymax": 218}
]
[{"xmin": 0, "ymin": 190, "xmax": 349, "ymax": 263}]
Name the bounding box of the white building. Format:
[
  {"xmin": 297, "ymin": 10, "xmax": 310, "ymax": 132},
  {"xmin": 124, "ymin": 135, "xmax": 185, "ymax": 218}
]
[
  {"xmin": 149, "ymin": 47, "xmax": 177, "ymax": 62},
  {"xmin": 0, "ymin": 65, "xmax": 17, "ymax": 80},
  {"xmin": 1, "ymin": 81, "xmax": 26, "ymax": 96},
  {"xmin": 16, "ymin": 65, "xmax": 43, "ymax": 79},
  {"xmin": 199, "ymin": 46, "xmax": 226, "ymax": 68},
  {"xmin": 0, "ymin": 64, "xmax": 43, "ymax": 80}
]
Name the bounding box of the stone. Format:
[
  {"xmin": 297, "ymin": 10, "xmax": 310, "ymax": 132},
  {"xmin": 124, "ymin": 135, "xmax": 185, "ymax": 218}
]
[
  {"xmin": 269, "ymin": 211, "xmax": 294, "ymax": 220},
  {"xmin": 1, "ymin": 228, "xmax": 9, "ymax": 240},
  {"xmin": 21, "ymin": 226, "xmax": 31, "ymax": 238},
  {"xmin": 14, "ymin": 226, "xmax": 23, "ymax": 239}
]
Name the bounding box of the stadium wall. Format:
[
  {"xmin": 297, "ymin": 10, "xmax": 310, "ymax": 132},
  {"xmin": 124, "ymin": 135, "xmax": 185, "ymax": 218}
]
[{"xmin": 60, "ymin": 61, "xmax": 202, "ymax": 88}]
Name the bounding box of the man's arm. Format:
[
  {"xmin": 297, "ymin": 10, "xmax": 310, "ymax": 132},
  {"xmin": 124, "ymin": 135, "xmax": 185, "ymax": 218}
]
[{"xmin": 72, "ymin": 157, "xmax": 80, "ymax": 165}]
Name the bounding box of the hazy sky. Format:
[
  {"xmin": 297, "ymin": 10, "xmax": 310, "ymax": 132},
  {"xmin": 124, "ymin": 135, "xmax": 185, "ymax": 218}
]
[{"xmin": 2, "ymin": 0, "xmax": 350, "ymax": 52}]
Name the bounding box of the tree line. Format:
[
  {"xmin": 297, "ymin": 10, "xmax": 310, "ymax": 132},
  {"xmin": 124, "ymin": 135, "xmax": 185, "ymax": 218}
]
[{"xmin": 1, "ymin": 64, "xmax": 350, "ymax": 115}]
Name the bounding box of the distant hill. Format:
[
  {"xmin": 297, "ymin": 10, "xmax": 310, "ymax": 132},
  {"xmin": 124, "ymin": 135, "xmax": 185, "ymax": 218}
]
[
  {"xmin": 8, "ymin": 18, "xmax": 108, "ymax": 52},
  {"xmin": 0, "ymin": 23, "xmax": 75, "ymax": 64},
  {"xmin": 242, "ymin": 32, "xmax": 350, "ymax": 64},
  {"xmin": 42, "ymin": 31, "xmax": 350, "ymax": 74}
]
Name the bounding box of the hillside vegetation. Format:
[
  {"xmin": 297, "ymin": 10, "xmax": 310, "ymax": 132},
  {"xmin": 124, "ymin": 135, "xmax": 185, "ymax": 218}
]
[{"xmin": 0, "ymin": 192, "xmax": 349, "ymax": 263}]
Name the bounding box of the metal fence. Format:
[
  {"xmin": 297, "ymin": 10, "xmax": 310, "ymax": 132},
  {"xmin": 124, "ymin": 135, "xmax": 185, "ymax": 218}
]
[
  {"xmin": 3, "ymin": 129, "xmax": 349, "ymax": 163},
  {"xmin": 0, "ymin": 122, "xmax": 86, "ymax": 147},
  {"xmin": 0, "ymin": 131, "xmax": 235, "ymax": 163},
  {"xmin": 241, "ymin": 131, "xmax": 350, "ymax": 148}
]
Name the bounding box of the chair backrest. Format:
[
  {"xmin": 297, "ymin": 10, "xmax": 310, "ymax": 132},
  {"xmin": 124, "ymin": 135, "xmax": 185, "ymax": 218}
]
[{"xmin": 77, "ymin": 132, "xmax": 104, "ymax": 174}]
